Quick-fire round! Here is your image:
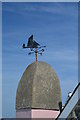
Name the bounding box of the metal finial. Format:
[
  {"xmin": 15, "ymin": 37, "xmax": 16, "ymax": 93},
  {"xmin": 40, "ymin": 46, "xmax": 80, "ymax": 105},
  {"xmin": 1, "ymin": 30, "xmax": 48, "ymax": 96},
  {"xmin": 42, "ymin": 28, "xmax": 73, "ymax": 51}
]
[{"xmin": 22, "ymin": 34, "xmax": 46, "ymax": 62}]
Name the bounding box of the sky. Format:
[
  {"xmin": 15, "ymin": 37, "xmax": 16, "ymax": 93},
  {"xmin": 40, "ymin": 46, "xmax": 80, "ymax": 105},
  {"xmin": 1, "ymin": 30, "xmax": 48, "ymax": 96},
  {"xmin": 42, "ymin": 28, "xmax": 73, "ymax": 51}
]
[
  {"xmin": 1, "ymin": 0, "xmax": 79, "ymax": 2},
  {"xmin": 2, "ymin": 2, "xmax": 78, "ymax": 118},
  {"xmin": 0, "ymin": 1, "xmax": 2, "ymax": 118}
]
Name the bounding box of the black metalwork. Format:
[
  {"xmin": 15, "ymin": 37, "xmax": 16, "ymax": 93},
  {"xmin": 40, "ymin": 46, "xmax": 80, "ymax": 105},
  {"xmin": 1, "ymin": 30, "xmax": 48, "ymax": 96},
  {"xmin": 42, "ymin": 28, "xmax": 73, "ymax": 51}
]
[{"xmin": 23, "ymin": 35, "xmax": 46, "ymax": 61}]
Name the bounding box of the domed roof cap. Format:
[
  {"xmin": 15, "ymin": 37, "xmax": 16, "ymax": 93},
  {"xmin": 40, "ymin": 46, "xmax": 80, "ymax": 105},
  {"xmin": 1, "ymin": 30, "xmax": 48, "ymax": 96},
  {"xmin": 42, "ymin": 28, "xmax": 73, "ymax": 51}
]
[{"xmin": 16, "ymin": 61, "xmax": 61, "ymax": 110}]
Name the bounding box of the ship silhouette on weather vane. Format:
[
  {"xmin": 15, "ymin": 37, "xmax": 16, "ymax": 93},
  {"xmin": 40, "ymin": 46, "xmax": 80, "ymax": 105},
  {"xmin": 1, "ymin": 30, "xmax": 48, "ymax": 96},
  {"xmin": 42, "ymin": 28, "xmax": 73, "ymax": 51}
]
[{"xmin": 23, "ymin": 35, "xmax": 46, "ymax": 62}]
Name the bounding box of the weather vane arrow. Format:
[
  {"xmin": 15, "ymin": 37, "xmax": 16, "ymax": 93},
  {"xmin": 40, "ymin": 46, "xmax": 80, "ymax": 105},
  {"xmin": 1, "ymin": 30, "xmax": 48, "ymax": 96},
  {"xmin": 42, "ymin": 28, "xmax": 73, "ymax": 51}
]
[{"xmin": 22, "ymin": 34, "xmax": 46, "ymax": 62}]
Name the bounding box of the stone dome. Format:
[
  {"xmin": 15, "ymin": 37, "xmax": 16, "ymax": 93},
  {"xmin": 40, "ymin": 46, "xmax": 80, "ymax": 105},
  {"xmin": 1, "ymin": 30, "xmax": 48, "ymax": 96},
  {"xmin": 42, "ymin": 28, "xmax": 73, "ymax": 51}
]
[{"xmin": 16, "ymin": 61, "xmax": 61, "ymax": 110}]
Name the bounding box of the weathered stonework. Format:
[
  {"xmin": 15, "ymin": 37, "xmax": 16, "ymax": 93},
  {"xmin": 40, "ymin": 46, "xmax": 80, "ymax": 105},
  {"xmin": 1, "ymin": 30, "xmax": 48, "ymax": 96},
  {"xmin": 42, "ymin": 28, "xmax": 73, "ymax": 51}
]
[{"xmin": 16, "ymin": 61, "xmax": 61, "ymax": 110}]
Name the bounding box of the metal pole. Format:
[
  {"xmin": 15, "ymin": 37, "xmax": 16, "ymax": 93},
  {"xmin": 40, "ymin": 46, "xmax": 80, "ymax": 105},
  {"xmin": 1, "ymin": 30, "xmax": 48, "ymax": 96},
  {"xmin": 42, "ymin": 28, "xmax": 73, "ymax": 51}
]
[
  {"xmin": 35, "ymin": 52, "xmax": 37, "ymax": 62},
  {"xmin": 35, "ymin": 49, "xmax": 37, "ymax": 62}
]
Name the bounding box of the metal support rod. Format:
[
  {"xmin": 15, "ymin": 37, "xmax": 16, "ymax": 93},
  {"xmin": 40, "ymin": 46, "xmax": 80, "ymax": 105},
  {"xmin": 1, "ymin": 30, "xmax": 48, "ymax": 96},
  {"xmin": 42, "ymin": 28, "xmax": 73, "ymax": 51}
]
[
  {"xmin": 35, "ymin": 49, "xmax": 37, "ymax": 62},
  {"xmin": 35, "ymin": 52, "xmax": 37, "ymax": 62}
]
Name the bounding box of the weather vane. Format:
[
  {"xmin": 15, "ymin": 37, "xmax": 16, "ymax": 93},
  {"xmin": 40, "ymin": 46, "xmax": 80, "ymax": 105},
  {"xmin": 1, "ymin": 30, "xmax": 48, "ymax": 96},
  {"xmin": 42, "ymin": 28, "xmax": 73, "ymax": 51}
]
[{"xmin": 23, "ymin": 35, "xmax": 46, "ymax": 62}]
